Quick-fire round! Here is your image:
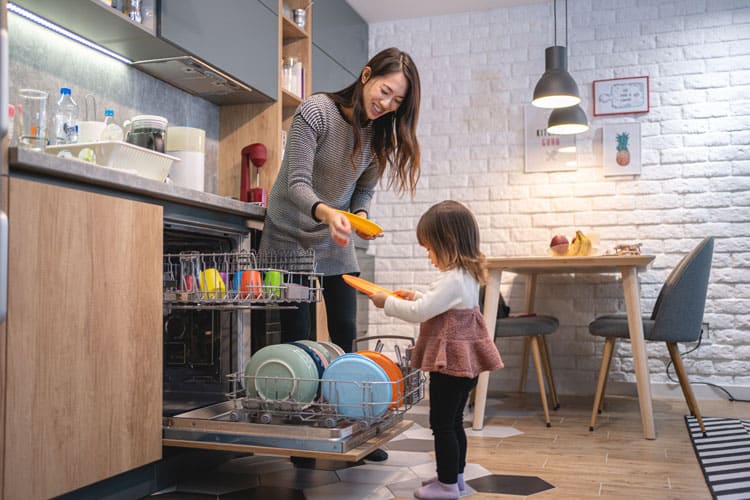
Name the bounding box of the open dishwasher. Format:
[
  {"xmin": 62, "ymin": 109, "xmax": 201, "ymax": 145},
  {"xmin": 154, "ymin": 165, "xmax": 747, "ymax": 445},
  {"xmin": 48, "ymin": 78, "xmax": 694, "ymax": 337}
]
[{"xmin": 161, "ymin": 249, "xmax": 424, "ymax": 461}]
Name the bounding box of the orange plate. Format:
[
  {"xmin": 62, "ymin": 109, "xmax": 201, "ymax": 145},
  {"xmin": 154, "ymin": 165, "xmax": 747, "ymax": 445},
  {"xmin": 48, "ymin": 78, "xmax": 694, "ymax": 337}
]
[
  {"xmin": 357, "ymin": 350, "xmax": 405, "ymax": 409},
  {"xmin": 342, "ymin": 274, "xmax": 397, "ymax": 297},
  {"xmin": 335, "ymin": 210, "xmax": 384, "ymax": 237}
]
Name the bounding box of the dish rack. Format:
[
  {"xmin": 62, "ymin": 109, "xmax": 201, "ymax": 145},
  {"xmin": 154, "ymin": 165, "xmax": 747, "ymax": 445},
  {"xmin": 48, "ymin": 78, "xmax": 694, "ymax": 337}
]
[
  {"xmin": 163, "ymin": 249, "xmax": 323, "ymax": 309},
  {"xmin": 226, "ymin": 366, "xmax": 425, "ymax": 429},
  {"xmin": 44, "ymin": 141, "xmax": 179, "ymax": 182}
]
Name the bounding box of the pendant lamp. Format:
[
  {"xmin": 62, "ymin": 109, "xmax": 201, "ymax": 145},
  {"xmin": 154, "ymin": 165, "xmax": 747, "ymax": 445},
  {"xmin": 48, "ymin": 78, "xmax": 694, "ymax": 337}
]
[
  {"xmin": 532, "ymin": 0, "xmax": 581, "ymax": 109},
  {"xmin": 547, "ymin": 104, "xmax": 589, "ymax": 134}
]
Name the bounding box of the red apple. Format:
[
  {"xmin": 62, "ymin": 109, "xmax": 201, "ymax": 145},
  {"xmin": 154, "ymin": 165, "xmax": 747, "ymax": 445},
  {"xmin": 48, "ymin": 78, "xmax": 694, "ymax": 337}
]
[{"xmin": 550, "ymin": 234, "xmax": 569, "ymax": 255}]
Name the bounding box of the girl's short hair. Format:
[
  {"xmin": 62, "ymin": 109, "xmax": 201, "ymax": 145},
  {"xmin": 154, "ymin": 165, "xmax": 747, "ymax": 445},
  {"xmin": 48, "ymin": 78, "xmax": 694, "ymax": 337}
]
[{"xmin": 416, "ymin": 200, "xmax": 487, "ymax": 285}]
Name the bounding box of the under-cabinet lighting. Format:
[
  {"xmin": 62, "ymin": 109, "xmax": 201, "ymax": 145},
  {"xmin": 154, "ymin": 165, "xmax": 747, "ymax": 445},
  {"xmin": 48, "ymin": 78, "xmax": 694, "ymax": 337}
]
[{"xmin": 8, "ymin": 3, "xmax": 133, "ymax": 65}]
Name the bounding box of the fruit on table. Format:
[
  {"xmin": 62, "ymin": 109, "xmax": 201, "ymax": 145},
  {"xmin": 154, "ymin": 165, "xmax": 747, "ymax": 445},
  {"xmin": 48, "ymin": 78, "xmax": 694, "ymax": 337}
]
[
  {"xmin": 567, "ymin": 230, "xmax": 592, "ymax": 256},
  {"xmin": 549, "ymin": 234, "xmax": 569, "ymax": 255}
]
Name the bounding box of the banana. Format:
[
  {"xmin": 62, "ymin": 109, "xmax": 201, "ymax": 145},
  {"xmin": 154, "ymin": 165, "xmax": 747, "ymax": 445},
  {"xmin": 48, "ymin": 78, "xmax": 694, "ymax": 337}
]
[
  {"xmin": 566, "ymin": 233, "xmax": 582, "ymax": 256},
  {"xmin": 578, "ymin": 231, "xmax": 592, "ymax": 256},
  {"xmin": 566, "ymin": 230, "xmax": 592, "ymax": 256}
]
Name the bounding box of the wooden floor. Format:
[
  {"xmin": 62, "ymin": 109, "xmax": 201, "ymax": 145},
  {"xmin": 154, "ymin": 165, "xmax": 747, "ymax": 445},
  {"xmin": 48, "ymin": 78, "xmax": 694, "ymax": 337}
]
[{"xmin": 442, "ymin": 393, "xmax": 749, "ymax": 500}]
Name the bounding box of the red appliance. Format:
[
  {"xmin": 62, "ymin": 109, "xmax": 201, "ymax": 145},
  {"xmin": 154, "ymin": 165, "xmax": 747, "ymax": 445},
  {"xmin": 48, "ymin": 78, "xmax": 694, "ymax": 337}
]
[{"xmin": 240, "ymin": 143, "xmax": 267, "ymax": 206}]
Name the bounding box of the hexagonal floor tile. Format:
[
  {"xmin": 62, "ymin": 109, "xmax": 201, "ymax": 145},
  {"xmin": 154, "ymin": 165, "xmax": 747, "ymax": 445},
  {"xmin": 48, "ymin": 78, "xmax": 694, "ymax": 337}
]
[{"xmin": 467, "ymin": 473, "xmax": 555, "ymax": 495}]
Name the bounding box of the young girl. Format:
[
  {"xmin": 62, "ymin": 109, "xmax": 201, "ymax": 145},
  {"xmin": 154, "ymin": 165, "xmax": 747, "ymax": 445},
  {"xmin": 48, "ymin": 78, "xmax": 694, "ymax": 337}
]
[{"xmin": 369, "ymin": 200, "xmax": 503, "ymax": 500}]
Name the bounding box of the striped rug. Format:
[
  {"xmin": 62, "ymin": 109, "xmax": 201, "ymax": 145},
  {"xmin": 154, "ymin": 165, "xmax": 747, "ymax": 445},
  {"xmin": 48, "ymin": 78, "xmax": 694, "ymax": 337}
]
[{"xmin": 685, "ymin": 416, "xmax": 750, "ymax": 500}]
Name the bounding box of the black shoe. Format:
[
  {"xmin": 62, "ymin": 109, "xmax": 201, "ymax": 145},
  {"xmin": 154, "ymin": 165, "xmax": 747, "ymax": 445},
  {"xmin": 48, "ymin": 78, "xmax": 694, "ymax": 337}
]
[{"xmin": 364, "ymin": 448, "xmax": 388, "ymax": 461}]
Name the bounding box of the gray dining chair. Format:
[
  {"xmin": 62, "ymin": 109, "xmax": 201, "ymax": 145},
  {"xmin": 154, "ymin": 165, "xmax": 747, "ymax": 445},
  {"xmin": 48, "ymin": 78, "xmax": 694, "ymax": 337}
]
[
  {"xmin": 588, "ymin": 237, "xmax": 714, "ymax": 435},
  {"xmin": 494, "ymin": 314, "xmax": 560, "ymax": 427}
]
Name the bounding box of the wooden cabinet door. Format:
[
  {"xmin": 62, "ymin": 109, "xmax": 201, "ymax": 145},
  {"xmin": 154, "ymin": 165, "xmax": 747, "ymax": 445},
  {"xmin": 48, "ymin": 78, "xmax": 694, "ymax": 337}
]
[{"xmin": 2, "ymin": 178, "xmax": 163, "ymax": 499}]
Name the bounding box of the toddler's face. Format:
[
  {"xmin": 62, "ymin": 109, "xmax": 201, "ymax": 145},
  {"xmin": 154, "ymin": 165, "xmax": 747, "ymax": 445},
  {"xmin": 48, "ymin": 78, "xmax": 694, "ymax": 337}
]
[{"xmin": 424, "ymin": 245, "xmax": 441, "ymax": 269}]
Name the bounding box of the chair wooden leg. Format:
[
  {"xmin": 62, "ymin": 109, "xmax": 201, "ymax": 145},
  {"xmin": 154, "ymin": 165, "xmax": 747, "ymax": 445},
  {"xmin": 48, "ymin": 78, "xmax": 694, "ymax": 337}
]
[
  {"xmin": 667, "ymin": 342, "xmax": 707, "ymax": 435},
  {"xmin": 529, "ymin": 336, "xmax": 551, "ymax": 427},
  {"xmin": 590, "ymin": 337, "xmax": 616, "ymax": 431},
  {"xmin": 518, "ymin": 337, "xmax": 530, "ymax": 392},
  {"xmin": 539, "ymin": 335, "xmax": 559, "ymax": 410}
]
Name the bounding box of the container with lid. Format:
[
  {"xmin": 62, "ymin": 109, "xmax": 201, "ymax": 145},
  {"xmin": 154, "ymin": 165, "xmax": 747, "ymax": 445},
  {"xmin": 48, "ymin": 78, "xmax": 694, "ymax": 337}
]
[
  {"xmin": 166, "ymin": 126, "xmax": 206, "ymax": 191},
  {"xmin": 124, "ymin": 114, "xmax": 168, "ymax": 153}
]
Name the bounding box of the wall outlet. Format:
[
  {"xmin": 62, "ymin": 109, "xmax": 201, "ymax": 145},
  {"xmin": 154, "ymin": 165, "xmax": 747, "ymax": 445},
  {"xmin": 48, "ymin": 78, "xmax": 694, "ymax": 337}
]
[{"xmin": 701, "ymin": 322, "xmax": 710, "ymax": 339}]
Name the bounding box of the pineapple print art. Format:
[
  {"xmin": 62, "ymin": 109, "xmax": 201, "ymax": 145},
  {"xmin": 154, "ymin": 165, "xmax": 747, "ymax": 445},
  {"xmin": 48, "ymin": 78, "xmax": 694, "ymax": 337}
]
[{"xmin": 615, "ymin": 131, "xmax": 630, "ymax": 166}]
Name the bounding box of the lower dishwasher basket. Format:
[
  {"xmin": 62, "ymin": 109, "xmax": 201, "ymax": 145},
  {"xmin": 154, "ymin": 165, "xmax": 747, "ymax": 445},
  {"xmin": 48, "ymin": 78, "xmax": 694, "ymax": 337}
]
[{"xmin": 163, "ymin": 366, "xmax": 425, "ymax": 459}]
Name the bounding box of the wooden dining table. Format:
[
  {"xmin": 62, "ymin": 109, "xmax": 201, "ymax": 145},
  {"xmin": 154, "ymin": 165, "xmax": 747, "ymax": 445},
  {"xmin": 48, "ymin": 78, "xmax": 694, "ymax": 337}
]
[{"xmin": 473, "ymin": 254, "xmax": 657, "ymax": 439}]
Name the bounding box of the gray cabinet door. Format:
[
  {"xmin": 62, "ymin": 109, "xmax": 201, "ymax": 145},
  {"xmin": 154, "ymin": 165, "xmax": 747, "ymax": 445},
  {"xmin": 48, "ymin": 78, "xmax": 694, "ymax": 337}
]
[
  {"xmin": 161, "ymin": 0, "xmax": 278, "ymax": 99},
  {"xmin": 312, "ymin": 45, "xmax": 357, "ymax": 94},
  {"xmin": 312, "ymin": 0, "xmax": 368, "ymax": 77}
]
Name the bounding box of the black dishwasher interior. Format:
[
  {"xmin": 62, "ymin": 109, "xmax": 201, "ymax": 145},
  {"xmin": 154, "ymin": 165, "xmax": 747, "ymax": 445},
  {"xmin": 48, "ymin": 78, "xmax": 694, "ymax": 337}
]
[{"xmin": 162, "ymin": 228, "xmax": 241, "ymax": 417}]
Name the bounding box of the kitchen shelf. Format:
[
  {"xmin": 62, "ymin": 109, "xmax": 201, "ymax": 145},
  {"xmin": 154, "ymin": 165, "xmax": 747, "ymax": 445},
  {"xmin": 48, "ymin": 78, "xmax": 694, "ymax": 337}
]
[
  {"xmin": 282, "ymin": 89, "xmax": 303, "ymax": 108},
  {"xmin": 282, "ymin": 15, "xmax": 308, "ymax": 41}
]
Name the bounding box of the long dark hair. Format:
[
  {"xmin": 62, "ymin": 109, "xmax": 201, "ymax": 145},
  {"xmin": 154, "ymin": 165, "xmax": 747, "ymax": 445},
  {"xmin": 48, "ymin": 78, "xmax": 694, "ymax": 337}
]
[
  {"xmin": 416, "ymin": 200, "xmax": 487, "ymax": 285},
  {"xmin": 326, "ymin": 47, "xmax": 421, "ymax": 196}
]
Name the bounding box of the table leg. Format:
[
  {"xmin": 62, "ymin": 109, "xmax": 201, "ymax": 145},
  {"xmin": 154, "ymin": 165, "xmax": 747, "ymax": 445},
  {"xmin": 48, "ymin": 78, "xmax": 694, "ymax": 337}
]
[
  {"xmin": 517, "ymin": 275, "xmax": 537, "ymax": 392},
  {"xmin": 472, "ymin": 270, "xmax": 502, "ymax": 430},
  {"xmin": 622, "ymin": 266, "xmax": 656, "ymax": 440}
]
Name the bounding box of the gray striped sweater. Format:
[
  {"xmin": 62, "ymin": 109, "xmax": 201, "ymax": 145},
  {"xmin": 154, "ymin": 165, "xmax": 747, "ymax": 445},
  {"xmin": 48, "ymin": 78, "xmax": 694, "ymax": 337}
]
[{"xmin": 259, "ymin": 93, "xmax": 378, "ymax": 275}]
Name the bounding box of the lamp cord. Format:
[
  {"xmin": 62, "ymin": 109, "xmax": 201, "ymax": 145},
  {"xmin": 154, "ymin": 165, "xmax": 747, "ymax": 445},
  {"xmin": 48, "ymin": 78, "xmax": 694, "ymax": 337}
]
[
  {"xmin": 553, "ymin": 0, "xmax": 557, "ymax": 45},
  {"xmin": 565, "ymin": 0, "xmax": 568, "ymax": 48},
  {"xmin": 666, "ymin": 327, "xmax": 750, "ymax": 403}
]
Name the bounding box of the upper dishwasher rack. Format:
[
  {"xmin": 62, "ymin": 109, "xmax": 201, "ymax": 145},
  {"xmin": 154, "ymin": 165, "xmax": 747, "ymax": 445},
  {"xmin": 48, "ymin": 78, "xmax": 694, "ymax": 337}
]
[{"xmin": 163, "ymin": 249, "xmax": 323, "ymax": 309}]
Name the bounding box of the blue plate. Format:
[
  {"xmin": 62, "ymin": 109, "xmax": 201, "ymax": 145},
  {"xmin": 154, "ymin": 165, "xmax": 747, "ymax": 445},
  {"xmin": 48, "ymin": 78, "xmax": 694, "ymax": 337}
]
[
  {"xmin": 321, "ymin": 353, "xmax": 391, "ymax": 419},
  {"xmin": 244, "ymin": 344, "xmax": 319, "ymax": 403}
]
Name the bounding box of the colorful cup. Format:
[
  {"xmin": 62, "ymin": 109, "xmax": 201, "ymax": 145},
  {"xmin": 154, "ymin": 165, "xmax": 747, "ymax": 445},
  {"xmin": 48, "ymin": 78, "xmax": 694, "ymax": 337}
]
[{"xmin": 264, "ymin": 270, "xmax": 283, "ymax": 298}]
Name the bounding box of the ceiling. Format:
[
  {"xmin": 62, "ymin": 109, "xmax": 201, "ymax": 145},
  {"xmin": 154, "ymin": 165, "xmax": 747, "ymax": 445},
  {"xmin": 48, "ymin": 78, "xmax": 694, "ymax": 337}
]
[{"xmin": 344, "ymin": 0, "xmax": 547, "ymax": 24}]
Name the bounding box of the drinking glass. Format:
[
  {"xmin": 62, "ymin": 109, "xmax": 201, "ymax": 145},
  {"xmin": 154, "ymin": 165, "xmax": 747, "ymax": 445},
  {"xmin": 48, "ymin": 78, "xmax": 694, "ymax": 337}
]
[{"xmin": 18, "ymin": 89, "xmax": 48, "ymax": 150}]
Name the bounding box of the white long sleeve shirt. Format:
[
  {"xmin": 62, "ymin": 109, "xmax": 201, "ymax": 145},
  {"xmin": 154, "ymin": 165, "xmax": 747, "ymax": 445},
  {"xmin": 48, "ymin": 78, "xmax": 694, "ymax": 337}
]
[{"xmin": 383, "ymin": 268, "xmax": 480, "ymax": 324}]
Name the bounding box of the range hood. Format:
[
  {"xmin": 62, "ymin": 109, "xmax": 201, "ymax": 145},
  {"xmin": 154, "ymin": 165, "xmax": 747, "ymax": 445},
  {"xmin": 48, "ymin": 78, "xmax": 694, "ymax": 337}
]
[{"xmin": 132, "ymin": 56, "xmax": 272, "ymax": 105}]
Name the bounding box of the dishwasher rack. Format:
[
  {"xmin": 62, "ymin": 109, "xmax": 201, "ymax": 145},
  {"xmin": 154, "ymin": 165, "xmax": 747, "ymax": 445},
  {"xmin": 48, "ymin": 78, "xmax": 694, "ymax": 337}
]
[
  {"xmin": 226, "ymin": 366, "xmax": 425, "ymax": 429},
  {"xmin": 163, "ymin": 249, "xmax": 323, "ymax": 309}
]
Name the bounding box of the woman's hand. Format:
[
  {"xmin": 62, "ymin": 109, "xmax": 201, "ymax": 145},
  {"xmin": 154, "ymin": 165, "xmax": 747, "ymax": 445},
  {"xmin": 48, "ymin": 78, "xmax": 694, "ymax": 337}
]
[
  {"xmin": 353, "ymin": 211, "xmax": 384, "ymax": 241},
  {"xmin": 315, "ymin": 204, "xmax": 352, "ymax": 246}
]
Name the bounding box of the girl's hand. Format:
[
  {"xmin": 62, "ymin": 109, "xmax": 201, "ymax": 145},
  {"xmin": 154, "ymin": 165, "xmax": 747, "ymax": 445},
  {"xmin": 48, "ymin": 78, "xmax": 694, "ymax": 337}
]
[
  {"xmin": 316, "ymin": 204, "xmax": 352, "ymax": 246},
  {"xmin": 394, "ymin": 289, "xmax": 416, "ymax": 301},
  {"xmin": 369, "ymin": 291, "xmax": 388, "ymax": 308}
]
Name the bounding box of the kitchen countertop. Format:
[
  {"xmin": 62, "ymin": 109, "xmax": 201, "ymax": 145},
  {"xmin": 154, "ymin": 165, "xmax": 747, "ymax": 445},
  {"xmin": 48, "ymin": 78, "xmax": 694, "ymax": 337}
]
[{"xmin": 9, "ymin": 147, "xmax": 266, "ymax": 221}]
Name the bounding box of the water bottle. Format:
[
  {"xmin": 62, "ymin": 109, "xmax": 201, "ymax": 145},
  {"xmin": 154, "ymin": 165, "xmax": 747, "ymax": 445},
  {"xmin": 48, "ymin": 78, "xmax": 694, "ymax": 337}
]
[
  {"xmin": 52, "ymin": 87, "xmax": 79, "ymax": 145},
  {"xmin": 100, "ymin": 109, "xmax": 124, "ymax": 141}
]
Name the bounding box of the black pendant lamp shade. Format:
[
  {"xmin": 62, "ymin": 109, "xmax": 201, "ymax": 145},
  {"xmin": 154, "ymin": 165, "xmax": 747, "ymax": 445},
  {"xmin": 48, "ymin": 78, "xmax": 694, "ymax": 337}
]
[
  {"xmin": 532, "ymin": 46, "xmax": 581, "ymax": 109},
  {"xmin": 547, "ymin": 104, "xmax": 589, "ymax": 135}
]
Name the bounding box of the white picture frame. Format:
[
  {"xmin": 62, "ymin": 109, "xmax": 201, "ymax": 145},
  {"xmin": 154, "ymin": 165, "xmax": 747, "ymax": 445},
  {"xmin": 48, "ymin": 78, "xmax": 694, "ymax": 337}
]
[
  {"xmin": 603, "ymin": 122, "xmax": 641, "ymax": 176},
  {"xmin": 524, "ymin": 105, "xmax": 577, "ymax": 173}
]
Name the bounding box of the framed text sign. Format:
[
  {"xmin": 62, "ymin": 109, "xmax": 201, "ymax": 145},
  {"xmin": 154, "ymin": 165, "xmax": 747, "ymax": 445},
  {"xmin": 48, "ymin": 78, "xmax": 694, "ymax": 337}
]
[
  {"xmin": 593, "ymin": 76, "xmax": 649, "ymax": 116},
  {"xmin": 524, "ymin": 105, "xmax": 577, "ymax": 173}
]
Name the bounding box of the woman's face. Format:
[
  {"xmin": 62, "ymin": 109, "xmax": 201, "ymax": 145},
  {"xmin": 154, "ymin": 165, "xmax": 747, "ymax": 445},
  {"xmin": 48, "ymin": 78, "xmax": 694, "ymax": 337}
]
[{"xmin": 361, "ymin": 69, "xmax": 409, "ymax": 121}]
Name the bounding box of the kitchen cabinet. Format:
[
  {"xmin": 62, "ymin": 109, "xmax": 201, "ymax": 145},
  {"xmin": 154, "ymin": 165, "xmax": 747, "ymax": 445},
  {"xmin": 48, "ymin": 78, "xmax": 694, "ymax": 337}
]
[
  {"xmin": 0, "ymin": 177, "xmax": 163, "ymax": 499},
  {"xmin": 218, "ymin": 0, "xmax": 312, "ymax": 200},
  {"xmin": 160, "ymin": 0, "xmax": 278, "ymax": 101},
  {"xmin": 10, "ymin": 0, "xmax": 272, "ymax": 104},
  {"xmin": 312, "ymin": 0, "xmax": 368, "ymax": 89}
]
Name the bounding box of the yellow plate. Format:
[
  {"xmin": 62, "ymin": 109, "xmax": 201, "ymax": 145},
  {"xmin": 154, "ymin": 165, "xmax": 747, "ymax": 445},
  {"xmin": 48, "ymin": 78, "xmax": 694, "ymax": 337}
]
[
  {"xmin": 336, "ymin": 210, "xmax": 383, "ymax": 237},
  {"xmin": 342, "ymin": 274, "xmax": 396, "ymax": 297}
]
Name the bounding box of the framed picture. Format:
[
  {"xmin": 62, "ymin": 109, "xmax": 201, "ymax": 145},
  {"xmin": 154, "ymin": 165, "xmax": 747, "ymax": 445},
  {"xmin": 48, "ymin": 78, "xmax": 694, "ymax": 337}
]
[
  {"xmin": 524, "ymin": 105, "xmax": 577, "ymax": 173},
  {"xmin": 593, "ymin": 76, "xmax": 649, "ymax": 116},
  {"xmin": 603, "ymin": 122, "xmax": 641, "ymax": 176}
]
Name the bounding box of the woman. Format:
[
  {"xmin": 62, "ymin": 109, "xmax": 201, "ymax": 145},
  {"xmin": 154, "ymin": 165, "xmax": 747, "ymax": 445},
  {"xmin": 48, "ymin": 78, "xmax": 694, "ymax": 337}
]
[
  {"xmin": 258, "ymin": 48, "xmax": 421, "ymax": 460},
  {"xmin": 260, "ymin": 46, "xmax": 421, "ymax": 347}
]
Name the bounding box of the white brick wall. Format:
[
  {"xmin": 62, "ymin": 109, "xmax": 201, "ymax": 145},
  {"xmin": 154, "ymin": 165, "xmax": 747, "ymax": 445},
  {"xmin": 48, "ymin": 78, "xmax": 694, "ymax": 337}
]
[{"xmin": 365, "ymin": 0, "xmax": 750, "ymax": 398}]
